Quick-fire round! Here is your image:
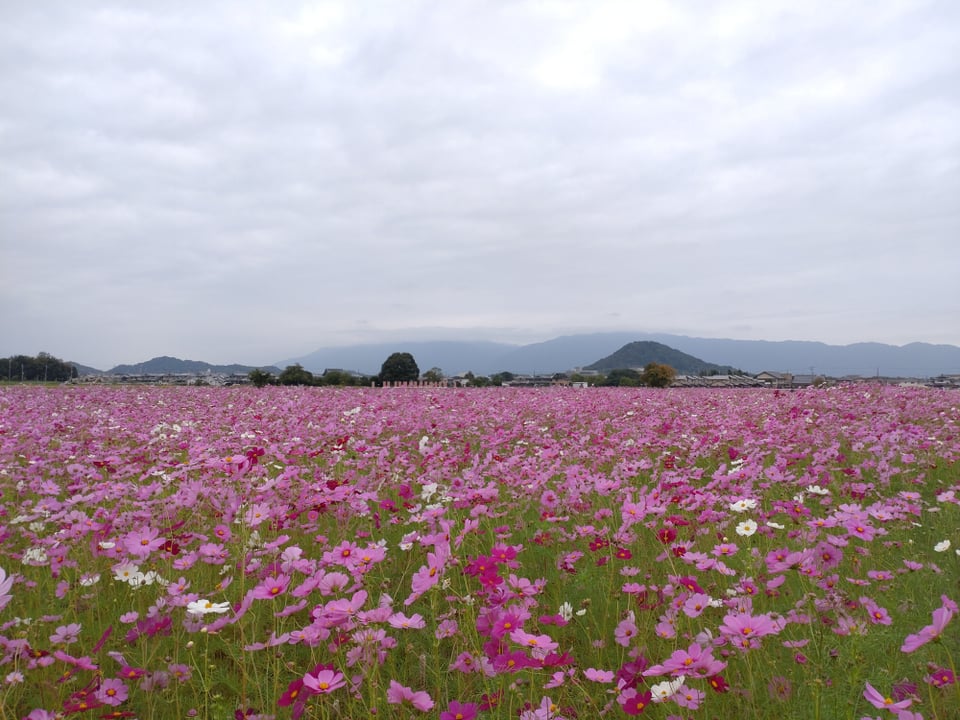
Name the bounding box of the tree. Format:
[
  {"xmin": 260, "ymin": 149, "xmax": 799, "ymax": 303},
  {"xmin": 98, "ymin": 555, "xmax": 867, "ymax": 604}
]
[
  {"xmin": 379, "ymin": 352, "xmax": 419, "ymax": 384},
  {"xmin": 320, "ymin": 369, "xmax": 352, "ymax": 386},
  {"xmin": 489, "ymin": 371, "xmax": 515, "ymax": 386},
  {"xmin": 278, "ymin": 364, "xmax": 314, "ymax": 386},
  {"xmin": 248, "ymin": 368, "xmax": 273, "ymax": 387},
  {"xmin": 641, "ymin": 362, "xmax": 676, "ymax": 388},
  {"xmin": 601, "ymin": 368, "xmax": 642, "ymax": 386},
  {"xmin": 421, "ymin": 367, "xmax": 444, "ymax": 383},
  {"xmin": 2, "ymin": 353, "xmax": 77, "ymax": 382}
]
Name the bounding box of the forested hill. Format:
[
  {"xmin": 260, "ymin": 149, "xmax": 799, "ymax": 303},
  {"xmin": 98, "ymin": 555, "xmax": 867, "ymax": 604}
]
[
  {"xmin": 109, "ymin": 356, "xmax": 280, "ymax": 375},
  {"xmin": 585, "ymin": 341, "xmax": 735, "ymax": 374}
]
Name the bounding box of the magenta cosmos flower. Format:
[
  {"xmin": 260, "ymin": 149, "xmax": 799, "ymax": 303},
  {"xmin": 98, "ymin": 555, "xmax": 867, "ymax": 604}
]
[{"xmin": 440, "ymin": 700, "xmax": 478, "ymax": 720}]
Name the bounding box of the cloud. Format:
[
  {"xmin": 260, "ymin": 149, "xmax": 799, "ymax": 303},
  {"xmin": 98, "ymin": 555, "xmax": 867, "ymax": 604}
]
[{"xmin": 1, "ymin": 0, "xmax": 958, "ymax": 368}]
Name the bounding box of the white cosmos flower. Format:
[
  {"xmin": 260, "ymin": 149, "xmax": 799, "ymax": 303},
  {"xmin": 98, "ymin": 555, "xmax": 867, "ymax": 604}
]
[
  {"xmin": 735, "ymin": 519, "xmax": 758, "ymax": 537},
  {"xmin": 21, "ymin": 547, "xmax": 48, "ymax": 566},
  {"xmin": 805, "ymin": 485, "xmax": 830, "ymax": 495},
  {"xmin": 187, "ymin": 599, "xmax": 231, "ymax": 615},
  {"xmin": 729, "ymin": 499, "xmax": 757, "ymax": 513},
  {"xmin": 650, "ymin": 676, "xmax": 686, "ymax": 702},
  {"xmin": 934, "ymin": 540, "xmax": 951, "ymax": 553},
  {"xmin": 112, "ymin": 562, "xmax": 140, "ymax": 583}
]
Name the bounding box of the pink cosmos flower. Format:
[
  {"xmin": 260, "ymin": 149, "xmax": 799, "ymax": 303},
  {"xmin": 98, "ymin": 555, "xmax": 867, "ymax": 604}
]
[
  {"xmin": 863, "ymin": 681, "xmax": 913, "ymax": 712},
  {"xmin": 123, "ymin": 526, "xmax": 165, "ymax": 558},
  {"xmin": 674, "ymin": 684, "xmax": 704, "ymax": 709},
  {"xmin": 386, "ymin": 679, "xmax": 434, "ymax": 711},
  {"xmin": 643, "ymin": 642, "xmax": 725, "ymax": 678},
  {"xmin": 50, "ymin": 623, "xmax": 82, "ymax": 645},
  {"xmin": 584, "ymin": 668, "xmax": 615, "ymax": 682},
  {"xmin": 243, "ymin": 502, "xmax": 272, "ymax": 526},
  {"xmin": 901, "ymin": 605, "xmax": 954, "ymax": 653},
  {"xmin": 860, "ymin": 597, "xmax": 892, "ymax": 625},
  {"xmin": 169, "ymin": 663, "xmax": 192, "ymax": 683},
  {"xmin": 682, "ymin": 593, "xmax": 712, "ymax": 617},
  {"xmin": 388, "ymin": 611, "xmax": 426, "ymax": 629},
  {"xmin": 490, "ymin": 609, "xmax": 526, "ymax": 639},
  {"xmin": 302, "ymin": 668, "xmax": 346, "ymax": 694},
  {"xmin": 509, "ymin": 628, "xmax": 559, "ymax": 659},
  {"xmin": 615, "ymin": 613, "xmax": 639, "ymax": 646},
  {"xmin": 718, "ymin": 612, "xmax": 780, "ymax": 650},
  {"xmin": 95, "ymin": 678, "xmax": 128, "ymax": 706},
  {"xmin": 251, "ymin": 574, "xmax": 291, "ymax": 600}
]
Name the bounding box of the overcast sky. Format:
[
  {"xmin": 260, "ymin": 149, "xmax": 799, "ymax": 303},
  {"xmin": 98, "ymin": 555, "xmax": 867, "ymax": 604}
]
[{"xmin": 2, "ymin": 0, "xmax": 958, "ymax": 369}]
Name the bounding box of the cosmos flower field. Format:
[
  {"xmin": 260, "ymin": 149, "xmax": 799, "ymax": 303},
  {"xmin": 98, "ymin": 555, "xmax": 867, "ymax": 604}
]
[{"xmin": 0, "ymin": 384, "xmax": 957, "ymax": 720}]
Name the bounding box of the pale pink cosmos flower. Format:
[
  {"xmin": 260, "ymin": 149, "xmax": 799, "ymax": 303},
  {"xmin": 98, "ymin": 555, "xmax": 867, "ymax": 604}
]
[
  {"xmin": 614, "ymin": 613, "xmax": 638, "ymax": 646},
  {"xmin": 250, "ymin": 574, "xmax": 290, "ymax": 600},
  {"xmin": 95, "ymin": 678, "xmax": 128, "ymax": 706},
  {"xmin": 509, "ymin": 628, "xmax": 559, "ymax": 660},
  {"xmin": 682, "ymin": 593, "xmax": 712, "ymax": 618},
  {"xmin": 674, "ymin": 684, "xmax": 704, "ymax": 709},
  {"xmin": 388, "ymin": 611, "xmax": 426, "ymax": 629},
  {"xmin": 386, "ymin": 679, "xmax": 434, "ymax": 711},
  {"xmin": 718, "ymin": 612, "xmax": 781, "ymax": 650},
  {"xmin": 901, "ymin": 605, "xmax": 954, "ymax": 652},
  {"xmin": 49, "ymin": 623, "xmax": 82, "ymax": 645},
  {"xmin": 643, "ymin": 642, "xmax": 725, "ymax": 678},
  {"xmin": 584, "ymin": 668, "xmax": 615, "ymax": 683},
  {"xmin": 123, "ymin": 526, "xmax": 165, "ymax": 559},
  {"xmin": 863, "ymin": 681, "xmax": 913, "ymax": 712}
]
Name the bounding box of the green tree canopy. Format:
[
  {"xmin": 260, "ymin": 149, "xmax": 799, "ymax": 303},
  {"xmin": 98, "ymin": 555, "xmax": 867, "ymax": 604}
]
[
  {"xmin": 421, "ymin": 367, "xmax": 444, "ymax": 383},
  {"xmin": 379, "ymin": 352, "xmax": 420, "ymax": 384},
  {"xmin": 600, "ymin": 368, "xmax": 642, "ymax": 387},
  {"xmin": 248, "ymin": 368, "xmax": 273, "ymax": 387},
  {"xmin": 3, "ymin": 352, "xmax": 78, "ymax": 382},
  {"xmin": 641, "ymin": 362, "xmax": 677, "ymax": 388},
  {"xmin": 278, "ymin": 364, "xmax": 314, "ymax": 386}
]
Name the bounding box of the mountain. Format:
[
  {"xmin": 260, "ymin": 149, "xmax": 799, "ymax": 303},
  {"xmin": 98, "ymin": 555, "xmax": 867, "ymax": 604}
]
[
  {"xmin": 642, "ymin": 336, "xmax": 960, "ymax": 377},
  {"xmin": 586, "ymin": 341, "xmax": 736, "ymax": 374},
  {"xmin": 70, "ymin": 362, "xmax": 105, "ymax": 376},
  {"xmin": 108, "ymin": 356, "xmax": 281, "ymax": 375},
  {"xmin": 285, "ymin": 333, "xmax": 960, "ymax": 378},
  {"xmin": 93, "ymin": 335, "xmax": 960, "ymax": 380}
]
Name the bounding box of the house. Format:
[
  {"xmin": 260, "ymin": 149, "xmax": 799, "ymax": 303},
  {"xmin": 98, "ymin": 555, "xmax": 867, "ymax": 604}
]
[{"xmin": 755, "ymin": 371, "xmax": 790, "ymax": 387}]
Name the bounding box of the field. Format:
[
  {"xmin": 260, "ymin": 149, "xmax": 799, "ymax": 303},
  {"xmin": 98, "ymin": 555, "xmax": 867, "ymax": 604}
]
[{"xmin": 0, "ymin": 384, "xmax": 957, "ymax": 720}]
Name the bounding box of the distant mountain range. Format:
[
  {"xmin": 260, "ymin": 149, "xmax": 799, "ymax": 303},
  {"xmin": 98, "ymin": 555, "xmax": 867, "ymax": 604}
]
[
  {"xmin": 100, "ymin": 356, "xmax": 281, "ymax": 376},
  {"xmin": 586, "ymin": 341, "xmax": 737, "ymax": 375},
  {"xmin": 75, "ymin": 334, "xmax": 960, "ymax": 379},
  {"xmin": 283, "ymin": 332, "xmax": 960, "ymax": 378}
]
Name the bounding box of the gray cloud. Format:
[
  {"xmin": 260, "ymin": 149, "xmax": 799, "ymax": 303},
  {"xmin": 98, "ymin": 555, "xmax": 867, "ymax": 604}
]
[{"xmin": 1, "ymin": 0, "xmax": 958, "ymax": 369}]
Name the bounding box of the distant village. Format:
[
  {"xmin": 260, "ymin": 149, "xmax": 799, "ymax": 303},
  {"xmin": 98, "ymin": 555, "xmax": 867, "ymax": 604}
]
[{"xmin": 71, "ymin": 368, "xmax": 960, "ymax": 389}]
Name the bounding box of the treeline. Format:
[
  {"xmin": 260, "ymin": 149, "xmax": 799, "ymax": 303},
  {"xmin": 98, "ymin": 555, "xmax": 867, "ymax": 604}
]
[
  {"xmin": 249, "ymin": 365, "xmax": 374, "ymax": 387},
  {"xmin": 2, "ymin": 353, "xmax": 78, "ymax": 382}
]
